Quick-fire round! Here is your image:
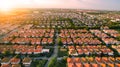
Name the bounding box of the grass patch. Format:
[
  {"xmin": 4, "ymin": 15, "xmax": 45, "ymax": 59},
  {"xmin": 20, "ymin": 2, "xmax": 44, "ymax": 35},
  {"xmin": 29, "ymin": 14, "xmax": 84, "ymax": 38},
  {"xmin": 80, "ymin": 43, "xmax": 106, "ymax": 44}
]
[
  {"xmin": 31, "ymin": 59, "xmax": 47, "ymax": 67},
  {"xmin": 58, "ymin": 46, "xmax": 68, "ymax": 57}
]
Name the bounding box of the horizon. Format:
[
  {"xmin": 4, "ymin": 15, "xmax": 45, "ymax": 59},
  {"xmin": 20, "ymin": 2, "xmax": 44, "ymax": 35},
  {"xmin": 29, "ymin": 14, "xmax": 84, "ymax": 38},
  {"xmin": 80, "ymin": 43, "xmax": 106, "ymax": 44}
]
[{"xmin": 0, "ymin": 0, "xmax": 120, "ymax": 11}]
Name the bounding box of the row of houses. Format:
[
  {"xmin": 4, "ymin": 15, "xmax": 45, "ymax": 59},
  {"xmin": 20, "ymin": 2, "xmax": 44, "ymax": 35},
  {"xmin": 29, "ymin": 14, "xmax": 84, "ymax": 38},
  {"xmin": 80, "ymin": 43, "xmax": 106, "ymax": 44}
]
[
  {"xmin": 59, "ymin": 29, "xmax": 94, "ymax": 38},
  {"xmin": 112, "ymin": 45, "xmax": 120, "ymax": 54},
  {"xmin": 60, "ymin": 29, "xmax": 88, "ymax": 33},
  {"xmin": 9, "ymin": 29, "xmax": 54, "ymax": 38},
  {"xmin": 90, "ymin": 30, "xmax": 109, "ymax": 38},
  {"xmin": 67, "ymin": 57, "xmax": 120, "ymax": 67},
  {"xmin": 102, "ymin": 38, "xmax": 119, "ymax": 45},
  {"xmin": 59, "ymin": 33, "xmax": 94, "ymax": 38},
  {"xmin": 0, "ymin": 45, "xmax": 49, "ymax": 55},
  {"xmin": 59, "ymin": 29, "xmax": 120, "ymax": 45},
  {"xmin": 3, "ymin": 37, "xmax": 53, "ymax": 45},
  {"xmin": 38, "ymin": 20, "xmax": 71, "ymax": 28},
  {"xmin": 68, "ymin": 46, "xmax": 113, "ymax": 56},
  {"xmin": 59, "ymin": 29, "xmax": 102, "ymax": 45},
  {"xmin": 0, "ymin": 57, "xmax": 32, "ymax": 67},
  {"xmin": 60, "ymin": 38, "xmax": 101, "ymax": 45},
  {"xmin": 2, "ymin": 29, "xmax": 120, "ymax": 45},
  {"xmin": 2, "ymin": 28, "xmax": 54, "ymax": 45},
  {"xmin": 103, "ymin": 29, "xmax": 120, "ymax": 38},
  {"xmin": 11, "ymin": 38, "xmax": 53, "ymax": 45},
  {"xmin": 73, "ymin": 38, "xmax": 101, "ymax": 45},
  {"xmin": 90, "ymin": 29, "xmax": 120, "ymax": 45}
]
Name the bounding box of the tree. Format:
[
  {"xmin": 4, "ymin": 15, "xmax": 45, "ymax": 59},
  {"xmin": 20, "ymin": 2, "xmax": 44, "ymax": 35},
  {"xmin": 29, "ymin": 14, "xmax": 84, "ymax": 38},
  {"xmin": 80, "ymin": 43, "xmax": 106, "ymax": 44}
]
[
  {"xmin": 15, "ymin": 54, "xmax": 20, "ymax": 58},
  {"xmin": 3, "ymin": 50, "xmax": 11, "ymax": 56},
  {"xmin": 48, "ymin": 57, "xmax": 57, "ymax": 67}
]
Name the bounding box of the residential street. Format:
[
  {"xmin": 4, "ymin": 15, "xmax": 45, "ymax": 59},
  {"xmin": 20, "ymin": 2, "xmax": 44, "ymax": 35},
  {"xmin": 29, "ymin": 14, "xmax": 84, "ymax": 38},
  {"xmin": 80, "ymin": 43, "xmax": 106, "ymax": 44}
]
[{"xmin": 44, "ymin": 30, "xmax": 59, "ymax": 67}]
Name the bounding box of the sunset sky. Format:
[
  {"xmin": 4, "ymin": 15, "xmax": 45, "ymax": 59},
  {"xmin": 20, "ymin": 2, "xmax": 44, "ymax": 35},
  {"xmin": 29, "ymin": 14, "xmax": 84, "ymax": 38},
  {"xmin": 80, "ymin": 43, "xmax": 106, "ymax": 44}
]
[{"xmin": 0, "ymin": 0, "xmax": 120, "ymax": 10}]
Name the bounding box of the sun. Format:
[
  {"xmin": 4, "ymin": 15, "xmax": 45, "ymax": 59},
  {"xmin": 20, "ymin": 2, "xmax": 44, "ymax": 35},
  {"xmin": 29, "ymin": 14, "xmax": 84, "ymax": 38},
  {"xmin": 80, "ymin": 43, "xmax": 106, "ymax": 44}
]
[{"xmin": 0, "ymin": 0, "xmax": 14, "ymax": 12}]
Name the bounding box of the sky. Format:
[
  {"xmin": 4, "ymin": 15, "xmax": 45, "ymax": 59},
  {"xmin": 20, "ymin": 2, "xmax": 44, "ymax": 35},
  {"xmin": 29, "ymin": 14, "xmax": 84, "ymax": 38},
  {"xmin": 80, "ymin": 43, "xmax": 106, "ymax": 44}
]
[{"xmin": 0, "ymin": 0, "xmax": 120, "ymax": 10}]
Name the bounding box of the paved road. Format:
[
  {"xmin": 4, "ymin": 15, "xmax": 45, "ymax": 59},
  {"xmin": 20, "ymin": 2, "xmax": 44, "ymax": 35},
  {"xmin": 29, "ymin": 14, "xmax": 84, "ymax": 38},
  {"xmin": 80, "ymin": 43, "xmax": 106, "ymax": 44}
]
[
  {"xmin": 33, "ymin": 57, "xmax": 49, "ymax": 60},
  {"xmin": 44, "ymin": 46, "xmax": 56, "ymax": 48},
  {"xmin": 44, "ymin": 30, "xmax": 59, "ymax": 67}
]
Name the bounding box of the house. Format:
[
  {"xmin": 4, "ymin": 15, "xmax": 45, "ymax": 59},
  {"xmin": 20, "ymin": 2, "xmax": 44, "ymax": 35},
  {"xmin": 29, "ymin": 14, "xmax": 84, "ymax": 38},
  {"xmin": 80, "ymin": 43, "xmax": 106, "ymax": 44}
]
[
  {"xmin": 22, "ymin": 57, "xmax": 32, "ymax": 67},
  {"xmin": 34, "ymin": 49, "xmax": 42, "ymax": 54},
  {"xmin": 12, "ymin": 64, "xmax": 21, "ymax": 67},
  {"xmin": 83, "ymin": 63, "xmax": 90, "ymax": 67},
  {"xmin": 10, "ymin": 58, "xmax": 20, "ymax": 64},
  {"xmin": 1, "ymin": 64, "xmax": 10, "ymax": 67},
  {"xmin": 42, "ymin": 49, "xmax": 50, "ymax": 53},
  {"xmin": 68, "ymin": 46, "xmax": 78, "ymax": 56},
  {"xmin": 27, "ymin": 49, "xmax": 34, "ymax": 54},
  {"xmin": 107, "ymin": 63, "xmax": 114, "ymax": 67},
  {"xmin": 116, "ymin": 64, "xmax": 120, "ymax": 67},
  {"xmin": 1, "ymin": 58, "xmax": 10, "ymax": 65}
]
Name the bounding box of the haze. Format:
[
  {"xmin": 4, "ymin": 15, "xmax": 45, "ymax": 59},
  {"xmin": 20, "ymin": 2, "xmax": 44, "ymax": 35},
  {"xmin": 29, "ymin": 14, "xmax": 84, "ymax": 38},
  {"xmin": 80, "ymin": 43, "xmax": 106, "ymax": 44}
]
[{"xmin": 0, "ymin": 0, "xmax": 120, "ymax": 10}]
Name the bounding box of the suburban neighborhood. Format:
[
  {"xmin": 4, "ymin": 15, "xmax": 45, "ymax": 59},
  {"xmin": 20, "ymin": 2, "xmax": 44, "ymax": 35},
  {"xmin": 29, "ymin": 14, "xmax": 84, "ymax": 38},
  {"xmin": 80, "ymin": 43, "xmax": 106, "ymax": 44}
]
[{"xmin": 0, "ymin": 9, "xmax": 120, "ymax": 67}]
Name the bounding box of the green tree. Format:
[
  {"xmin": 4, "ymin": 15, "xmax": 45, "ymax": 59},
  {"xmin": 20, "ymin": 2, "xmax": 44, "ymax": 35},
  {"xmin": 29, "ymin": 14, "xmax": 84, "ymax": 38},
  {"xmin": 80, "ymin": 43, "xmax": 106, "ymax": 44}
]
[
  {"xmin": 3, "ymin": 50, "xmax": 11, "ymax": 56},
  {"xmin": 48, "ymin": 57, "xmax": 57, "ymax": 67}
]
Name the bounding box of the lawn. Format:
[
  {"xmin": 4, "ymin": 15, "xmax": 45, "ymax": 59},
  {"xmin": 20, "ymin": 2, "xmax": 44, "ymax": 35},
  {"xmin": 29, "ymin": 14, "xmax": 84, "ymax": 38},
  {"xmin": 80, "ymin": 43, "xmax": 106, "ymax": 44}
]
[
  {"xmin": 31, "ymin": 59, "xmax": 47, "ymax": 67},
  {"xmin": 58, "ymin": 46, "xmax": 68, "ymax": 57}
]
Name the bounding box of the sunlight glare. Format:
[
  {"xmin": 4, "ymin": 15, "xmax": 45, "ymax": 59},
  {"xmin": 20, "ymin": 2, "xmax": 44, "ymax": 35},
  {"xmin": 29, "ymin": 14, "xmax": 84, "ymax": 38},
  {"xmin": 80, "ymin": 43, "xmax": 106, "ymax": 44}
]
[{"xmin": 0, "ymin": 0, "xmax": 14, "ymax": 12}]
